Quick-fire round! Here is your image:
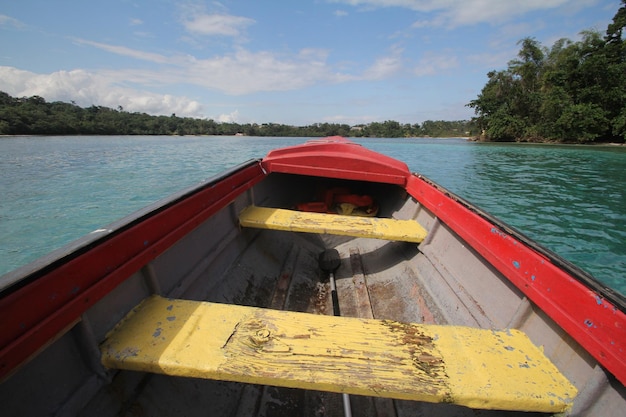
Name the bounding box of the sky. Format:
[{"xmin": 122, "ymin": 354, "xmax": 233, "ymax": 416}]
[{"xmin": 0, "ymin": 0, "xmax": 619, "ymax": 126}]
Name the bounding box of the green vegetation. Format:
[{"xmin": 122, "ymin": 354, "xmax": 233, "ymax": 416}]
[
  {"xmin": 468, "ymin": 1, "xmax": 626, "ymax": 143},
  {"xmin": 0, "ymin": 91, "xmax": 473, "ymax": 138}
]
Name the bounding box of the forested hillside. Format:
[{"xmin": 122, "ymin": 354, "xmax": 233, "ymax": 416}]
[
  {"xmin": 0, "ymin": 91, "xmax": 472, "ymax": 138},
  {"xmin": 468, "ymin": 0, "xmax": 626, "ymax": 143}
]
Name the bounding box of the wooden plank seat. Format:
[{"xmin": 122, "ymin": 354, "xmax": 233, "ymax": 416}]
[
  {"xmin": 101, "ymin": 296, "xmax": 576, "ymax": 413},
  {"xmin": 239, "ymin": 205, "xmax": 428, "ymax": 243}
]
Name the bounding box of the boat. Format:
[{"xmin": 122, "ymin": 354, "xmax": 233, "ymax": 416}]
[{"xmin": 0, "ymin": 136, "xmax": 624, "ymax": 416}]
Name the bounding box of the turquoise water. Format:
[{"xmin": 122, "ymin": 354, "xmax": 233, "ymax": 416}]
[{"xmin": 1, "ymin": 136, "xmax": 625, "ymax": 296}]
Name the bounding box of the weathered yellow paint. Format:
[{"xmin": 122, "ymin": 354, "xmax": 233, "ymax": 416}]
[
  {"xmin": 102, "ymin": 296, "xmax": 576, "ymax": 412},
  {"xmin": 238, "ymin": 206, "xmax": 427, "ymax": 243}
]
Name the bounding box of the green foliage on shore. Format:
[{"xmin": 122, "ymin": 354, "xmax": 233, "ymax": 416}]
[
  {"xmin": 468, "ymin": 1, "xmax": 626, "ymax": 143},
  {"xmin": 0, "ymin": 91, "xmax": 473, "ymax": 138}
]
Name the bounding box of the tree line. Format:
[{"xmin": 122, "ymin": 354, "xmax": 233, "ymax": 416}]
[
  {"xmin": 0, "ymin": 91, "xmax": 473, "ymax": 138},
  {"xmin": 468, "ymin": 0, "xmax": 626, "ymax": 143}
]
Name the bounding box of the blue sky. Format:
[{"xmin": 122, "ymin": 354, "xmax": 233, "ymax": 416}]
[{"xmin": 0, "ymin": 0, "xmax": 619, "ymax": 126}]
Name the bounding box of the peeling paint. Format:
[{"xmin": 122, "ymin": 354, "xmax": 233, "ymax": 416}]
[
  {"xmin": 101, "ymin": 296, "xmax": 578, "ymax": 413},
  {"xmin": 512, "ymin": 261, "xmax": 521, "ymax": 269},
  {"xmin": 490, "ymin": 227, "xmax": 508, "ymax": 239}
]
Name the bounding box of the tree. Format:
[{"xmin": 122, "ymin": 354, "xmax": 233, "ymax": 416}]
[
  {"xmin": 468, "ymin": 1, "xmax": 626, "ymax": 143},
  {"xmin": 468, "ymin": 70, "xmax": 523, "ymax": 141},
  {"xmin": 605, "ymin": 0, "xmax": 626, "ymax": 59},
  {"xmin": 604, "ymin": 0, "xmax": 626, "ymax": 140}
]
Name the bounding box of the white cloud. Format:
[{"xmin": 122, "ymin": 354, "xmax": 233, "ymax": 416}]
[
  {"xmin": 439, "ymin": 1, "xmax": 566, "ymax": 27},
  {"xmin": 331, "ymin": 0, "xmax": 589, "ymax": 27},
  {"xmin": 413, "ymin": 52, "xmax": 458, "ymax": 76},
  {"xmin": 73, "ymin": 39, "xmax": 170, "ymax": 64},
  {"xmin": 361, "ymin": 45, "xmax": 404, "ymax": 80},
  {"xmin": 322, "ymin": 113, "xmax": 378, "ymax": 125},
  {"xmin": 1, "ymin": 31, "xmax": 413, "ymax": 117},
  {"xmin": 362, "ymin": 55, "xmax": 402, "ymax": 80},
  {"xmin": 82, "ymin": 44, "xmax": 348, "ymax": 95},
  {"xmin": 0, "ymin": 42, "xmax": 352, "ymax": 116},
  {"xmin": 183, "ymin": 14, "xmax": 255, "ymax": 37},
  {"xmin": 0, "ymin": 66, "xmax": 205, "ymax": 117},
  {"xmin": 217, "ymin": 110, "xmax": 240, "ymax": 123},
  {"xmin": 0, "ymin": 31, "xmax": 413, "ymax": 119},
  {"xmin": 0, "ymin": 14, "xmax": 25, "ymax": 29}
]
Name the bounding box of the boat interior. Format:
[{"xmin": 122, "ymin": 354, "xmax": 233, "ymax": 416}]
[{"xmin": 2, "ymin": 168, "xmax": 624, "ymax": 416}]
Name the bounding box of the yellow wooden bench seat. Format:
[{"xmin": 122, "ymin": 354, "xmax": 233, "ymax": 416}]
[
  {"xmin": 239, "ymin": 206, "xmax": 428, "ymax": 243},
  {"xmin": 101, "ymin": 296, "xmax": 576, "ymax": 413}
]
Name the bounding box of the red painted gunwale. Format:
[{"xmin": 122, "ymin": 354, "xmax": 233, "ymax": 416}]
[{"xmin": 406, "ymin": 175, "xmax": 626, "ymax": 386}]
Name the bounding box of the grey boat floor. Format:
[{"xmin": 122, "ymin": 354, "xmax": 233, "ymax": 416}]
[{"xmin": 79, "ymin": 228, "xmax": 544, "ymax": 417}]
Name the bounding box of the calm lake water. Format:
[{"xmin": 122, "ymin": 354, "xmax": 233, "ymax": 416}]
[{"xmin": 1, "ymin": 135, "xmax": 625, "ymax": 296}]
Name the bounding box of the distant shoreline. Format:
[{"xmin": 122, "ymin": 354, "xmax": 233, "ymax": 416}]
[{"xmin": 3, "ymin": 135, "xmax": 625, "ymax": 146}]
